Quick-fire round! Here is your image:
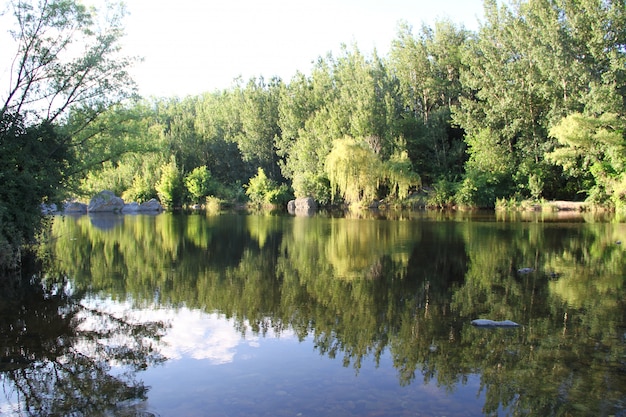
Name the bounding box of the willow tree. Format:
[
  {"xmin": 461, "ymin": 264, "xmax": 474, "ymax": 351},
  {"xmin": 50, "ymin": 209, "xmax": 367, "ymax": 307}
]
[
  {"xmin": 384, "ymin": 150, "xmax": 422, "ymax": 200},
  {"xmin": 325, "ymin": 137, "xmax": 381, "ymax": 204}
]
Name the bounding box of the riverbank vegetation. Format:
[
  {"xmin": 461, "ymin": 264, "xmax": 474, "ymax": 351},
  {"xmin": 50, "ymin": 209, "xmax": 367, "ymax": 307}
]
[{"xmin": 1, "ymin": 0, "xmax": 625, "ymax": 269}]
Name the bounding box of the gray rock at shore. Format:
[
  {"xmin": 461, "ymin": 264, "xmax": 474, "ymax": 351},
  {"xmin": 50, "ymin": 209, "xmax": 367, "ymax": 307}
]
[
  {"xmin": 139, "ymin": 198, "xmax": 164, "ymax": 212},
  {"xmin": 288, "ymin": 197, "xmax": 317, "ymax": 216},
  {"xmin": 88, "ymin": 190, "xmax": 125, "ymax": 213},
  {"xmin": 64, "ymin": 201, "xmax": 88, "ymax": 214},
  {"xmin": 123, "ymin": 199, "xmax": 164, "ymax": 213},
  {"xmin": 40, "ymin": 203, "xmax": 58, "ymax": 215}
]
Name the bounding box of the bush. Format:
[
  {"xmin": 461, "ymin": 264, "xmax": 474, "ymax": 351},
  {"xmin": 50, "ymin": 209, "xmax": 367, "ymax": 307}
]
[
  {"xmin": 292, "ymin": 173, "xmax": 331, "ymax": 205},
  {"xmin": 246, "ymin": 167, "xmax": 293, "ymax": 206},
  {"xmin": 155, "ymin": 158, "xmax": 183, "ymax": 209},
  {"xmin": 184, "ymin": 166, "xmax": 213, "ymax": 204},
  {"xmin": 427, "ymin": 178, "xmax": 458, "ymax": 208}
]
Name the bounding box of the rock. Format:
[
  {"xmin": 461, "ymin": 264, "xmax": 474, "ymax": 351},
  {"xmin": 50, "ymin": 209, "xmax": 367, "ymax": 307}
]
[
  {"xmin": 287, "ymin": 200, "xmax": 296, "ymax": 213},
  {"xmin": 295, "ymin": 197, "xmax": 317, "ymax": 211},
  {"xmin": 517, "ymin": 267, "xmax": 534, "ymax": 274},
  {"xmin": 288, "ymin": 197, "xmax": 317, "ymax": 216},
  {"xmin": 88, "ymin": 190, "xmax": 124, "ymax": 213},
  {"xmin": 122, "ymin": 202, "xmax": 140, "ymax": 213},
  {"xmin": 63, "ymin": 201, "xmax": 88, "ymax": 214},
  {"xmin": 41, "ymin": 203, "xmax": 58, "ymax": 215},
  {"xmin": 139, "ymin": 198, "xmax": 163, "ymax": 212},
  {"xmin": 471, "ymin": 319, "xmax": 520, "ymax": 327}
]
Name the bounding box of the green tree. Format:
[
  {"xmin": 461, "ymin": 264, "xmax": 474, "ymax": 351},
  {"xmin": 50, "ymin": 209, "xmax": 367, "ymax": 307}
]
[
  {"xmin": 389, "ymin": 20, "xmax": 468, "ymax": 184},
  {"xmin": 184, "ymin": 165, "xmax": 213, "ymax": 203},
  {"xmin": 233, "ymin": 77, "xmax": 282, "ymax": 180},
  {"xmin": 325, "ymin": 137, "xmax": 382, "ymax": 204},
  {"xmin": 155, "ymin": 157, "xmax": 183, "ymax": 209},
  {"xmin": 547, "ymin": 112, "xmax": 626, "ymax": 206},
  {"xmin": 245, "ymin": 167, "xmax": 291, "ymax": 205},
  {"xmin": 454, "ymin": 0, "xmax": 626, "ymax": 205},
  {"xmin": 0, "ymin": 0, "xmax": 135, "ymax": 270},
  {"xmin": 383, "ymin": 148, "xmax": 422, "ymax": 200}
]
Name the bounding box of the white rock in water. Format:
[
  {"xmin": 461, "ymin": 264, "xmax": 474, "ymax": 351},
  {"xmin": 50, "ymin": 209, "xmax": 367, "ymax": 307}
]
[{"xmin": 471, "ymin": 319, "xmax": 520, "ymax": 327}]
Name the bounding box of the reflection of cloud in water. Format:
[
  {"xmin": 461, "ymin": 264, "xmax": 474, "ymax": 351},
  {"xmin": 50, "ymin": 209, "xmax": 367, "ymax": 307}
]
[
  {"xmin": 80, "ymin": 298, "xmax": 290, "ymax": 364},
  {"xmin": 158, "ymin": 309, "xmax": 254, "ymax": 363}
]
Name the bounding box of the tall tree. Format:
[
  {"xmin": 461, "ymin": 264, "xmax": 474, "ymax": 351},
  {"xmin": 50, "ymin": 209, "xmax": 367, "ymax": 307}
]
[
  {"xmin": 0, "ymin": 0, "xmax": 136, "ymax": 269},
  {"xmin": 233, "ymin": 77, "xmax": 283, "ymax": 181},
  {"xmin": 389, "ymin": 20, "xmax": 468, "ymax": 184},
  {"xmin": 453, "ymin": 0, "xmax": 625, "ymax": 205}
]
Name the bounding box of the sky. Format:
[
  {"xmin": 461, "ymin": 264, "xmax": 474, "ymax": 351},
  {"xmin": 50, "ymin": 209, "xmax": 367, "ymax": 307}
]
[
  {"xmin": 0, "ymin": 0, "xmax": 486, "ymax": 99},
  {"xmin": 120, "ymin": 0, "xmax": 486, "ymax": 97}
]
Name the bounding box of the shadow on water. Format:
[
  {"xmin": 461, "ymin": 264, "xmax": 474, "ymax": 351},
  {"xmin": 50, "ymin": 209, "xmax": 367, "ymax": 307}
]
[{"xmin": 1, "ymin": 211, "xmax": 626, "ymax": 416}]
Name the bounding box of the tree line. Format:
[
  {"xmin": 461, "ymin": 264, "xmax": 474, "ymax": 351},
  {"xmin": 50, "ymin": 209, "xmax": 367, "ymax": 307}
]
[
  {"xmin": 79, "ymin": 0, "xmax": 626, "ymax": 211},
  {"xmin": 1, "ymin": 0, "xmax": 625, "ymax": 269}
]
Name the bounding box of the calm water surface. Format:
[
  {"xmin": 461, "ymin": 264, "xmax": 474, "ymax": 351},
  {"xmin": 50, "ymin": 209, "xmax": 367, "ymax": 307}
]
[{"xmin": 1, "ymin": 210, "xmax": 625, "ymax": 416}]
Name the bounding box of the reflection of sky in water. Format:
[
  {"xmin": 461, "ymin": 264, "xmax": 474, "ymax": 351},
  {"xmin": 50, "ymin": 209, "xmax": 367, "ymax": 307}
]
[
  {"xmin": 79, "ymin": 297, "xmax": 290, "ymax": 364},
  {"xmin": 0, "ymin": 296, "xmax": 500, "ymax": 417},
  {"xmin": 76, "ymin": 298, "xmax": 494, "ymax": 417}
]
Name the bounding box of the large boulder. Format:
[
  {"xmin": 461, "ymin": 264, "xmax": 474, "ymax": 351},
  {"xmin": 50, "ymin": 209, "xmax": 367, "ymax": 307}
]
[
  {"xmin": 288, "ymin": 197, "xmax": 317, "ymax": 216},
  {"xmin": 295, "ymin": 197, "xmax": 317, "ymax": 211},
  {"xmin": 287, "ymin": 200, "xmax": 296, "ymax": 213},
  {"xmin": 88, "ymin": 190, "xmax": 125, "ymax": 213},
  {"xmin": 139, "ymin": 198, "xmax": 164, "ymax": 212}
]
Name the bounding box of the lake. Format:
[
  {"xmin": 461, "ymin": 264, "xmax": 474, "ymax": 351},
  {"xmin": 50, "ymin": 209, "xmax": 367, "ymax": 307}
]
[{"xmin": 1, "ymin": 210, "xmax": 625, "ymax": 416}]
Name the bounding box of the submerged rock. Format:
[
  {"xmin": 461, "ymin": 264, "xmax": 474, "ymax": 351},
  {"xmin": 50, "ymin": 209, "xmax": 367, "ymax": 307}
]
[{"xmin": 471, "ymin": 319, "xmax": 520, "ymax": 327}]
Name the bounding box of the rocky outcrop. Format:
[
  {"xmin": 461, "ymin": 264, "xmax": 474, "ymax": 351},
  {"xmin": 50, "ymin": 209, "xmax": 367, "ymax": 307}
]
[
  {"xmin": 64, "ymin": 201, "xmax": 88, "ymax": 214},
  {"xmin": 88, "ymin": 190, "xmax": 125, "ymax": 213},
  {"xmin": 86, "ymin": 192, "xmax": 164, "ymax": 214},
  {"xmin": 121, "ymin": 198, "xmax": 164, "ymax": 213},
  {"xmin": 288, "ymin": 197, "xmax": 318, "ymax": 216},
  {"xmin": 42, "ymin": 193, "xmax": 163, "ymax": 215},
  {"xmin": 121, "ymin": 202, "xmax": 140, "ymax": 213}
]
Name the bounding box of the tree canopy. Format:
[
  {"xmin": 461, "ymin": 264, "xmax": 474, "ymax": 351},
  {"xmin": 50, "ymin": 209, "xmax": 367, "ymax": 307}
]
[{"xmin": 0, "ymin": 0, "xmax": 136, "ymax": 269}]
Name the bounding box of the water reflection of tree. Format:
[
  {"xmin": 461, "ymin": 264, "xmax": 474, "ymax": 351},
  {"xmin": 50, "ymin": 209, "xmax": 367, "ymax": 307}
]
[
  {"xmin": 47, "ymin": 213, "xmax": 626, "ymax": 416},
  {"xmin": 0, "ymin": 265, "xmax": 167, "ymax": 416}
]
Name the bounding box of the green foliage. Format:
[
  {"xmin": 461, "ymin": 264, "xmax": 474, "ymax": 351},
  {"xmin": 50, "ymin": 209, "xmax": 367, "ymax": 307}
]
[
  {"xmin": 155, "ymin": 158, "xmax": 183, "ymax": 209},
  {"xmin": 548, "ymin": 112, "xmax": 626, "ymax": 206},
  {"xmin": 184, "ymin": 166, "xmax": 213, "ymax": 203},
  {"xmin": 383, "ymin": 149, "xmax": 421, "ymax": 200},
  {"xmin": 455, "ymin": 171, "xmax": 498, "ymax": 208},
  {"xmin": 245, "ymin": 167, "xmax": 292, "ymax": 205},
  {"xmin": 427, "ymin": 178, "xmax": 458, "ymax": 208},
  {"xmin": 325, "ymin": 137, "xmax": 382, "ymax": 204},
  {"xmin": 0, "ymin": 0, "xmax": 136, "ymax": 269},
  {"xmin": 0, "ymin": 114, "xmax": 70, "ymax": 267},
  {"xmin": 453, "ymin": 0, "xmax": 626, "ymax": 203},
  {"xmin": 292, "ymin": 172, "xmax": 331, "ymax": 205}
]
